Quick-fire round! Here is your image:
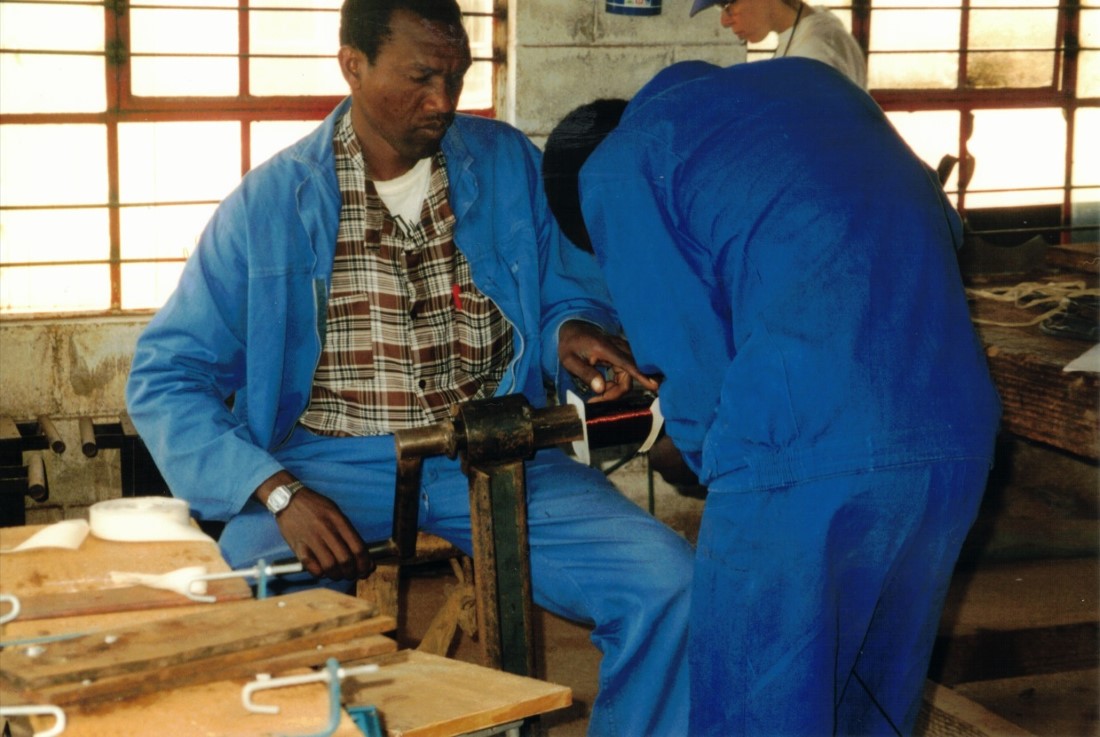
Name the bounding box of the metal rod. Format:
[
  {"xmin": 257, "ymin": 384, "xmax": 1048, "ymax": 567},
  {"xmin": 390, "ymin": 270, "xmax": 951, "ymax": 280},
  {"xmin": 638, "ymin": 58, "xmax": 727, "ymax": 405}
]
[
  {"xmin": 78, "ymin": 417, "xmax": 97, "ymax": 458},
  {"xmin": 25, "ymin": 453, "xmax": 48, "ymax": 502},
  {"xmin": 36, "ymin": 416, "xmax": 65, "ymax": 454}
]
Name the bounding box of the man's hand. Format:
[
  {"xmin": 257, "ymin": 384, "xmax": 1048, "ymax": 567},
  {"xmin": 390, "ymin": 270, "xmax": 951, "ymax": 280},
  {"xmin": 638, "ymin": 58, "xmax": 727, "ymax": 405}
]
[
  {"xmin": 255, "ymin": 473, "xmax": 374, "ymax": 581},
  {"xmin": 558, "ymin": 320, "xmax": 659, "ymax": 403}
]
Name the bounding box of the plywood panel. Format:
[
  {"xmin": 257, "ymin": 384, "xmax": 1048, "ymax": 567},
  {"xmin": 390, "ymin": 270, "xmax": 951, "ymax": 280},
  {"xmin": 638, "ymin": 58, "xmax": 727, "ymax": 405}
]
[
  {"xmin": 0, "ymin": 524, "xmax": 251, "ymax": 620},
  {"xmin": 1, "ymin": 589, "xmax": 393, "ymax": 707},
  {"xmin": 344, "ymin": 650, "xmax": 571, "ymax": 737},
  {"xmin": 21, "ymin": 675, "xmax": 367, "ymax": 737}
]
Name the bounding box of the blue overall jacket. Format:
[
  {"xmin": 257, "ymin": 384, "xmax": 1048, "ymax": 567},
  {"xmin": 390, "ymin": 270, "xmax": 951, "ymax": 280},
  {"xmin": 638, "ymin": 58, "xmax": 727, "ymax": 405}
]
[
  {"xmin": 126, "ymin": 99, "xmax": 618, "ymax": 521},
  {"xmin": 580, "ymin": 59, "xmax": 1001, "ymax": 490}
]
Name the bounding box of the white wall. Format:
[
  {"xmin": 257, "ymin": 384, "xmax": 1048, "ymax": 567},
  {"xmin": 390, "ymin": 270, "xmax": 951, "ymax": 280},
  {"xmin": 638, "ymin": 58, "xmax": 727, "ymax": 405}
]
[
  {"xmin": 511, "ymin": 0, "xmax": 740, "ymax": 144},
  {"xmin": 0, "ymin": 0, "xmax": 737, "ymax": 524}
]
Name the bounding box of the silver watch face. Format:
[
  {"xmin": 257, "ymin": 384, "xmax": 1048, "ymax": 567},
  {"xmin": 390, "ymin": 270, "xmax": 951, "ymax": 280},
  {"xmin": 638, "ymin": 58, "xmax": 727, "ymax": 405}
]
[{"xmin": 267, "ymin": 486, "xmax": 291, "ymax": 513}]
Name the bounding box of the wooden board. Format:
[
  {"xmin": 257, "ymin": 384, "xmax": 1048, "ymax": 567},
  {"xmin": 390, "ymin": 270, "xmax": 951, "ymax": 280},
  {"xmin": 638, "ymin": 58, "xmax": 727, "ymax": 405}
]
[
  {"xmin": 2, "ymin": 603, "xmax": 221, "ymax": 644},
  {"xmin": 0, "ymin": 524, "xmax": 252, "ymax": 620},
  {"xmin": 969, "ymin": 283, "xmax": 1099, "ymax": 461},
  {"xmin": 940, "ymin": 558, "xmax": 1099, "ymax": 634},
  {"xmin": 1045, "ymin": 242, "xmax": 1100, "ymax": 275},
  {"xmin": 916, "ymin": 680, "xmax": 1038, "ymax": 737},
  {"xmin": 225, "ymin": 632, "xmax": 398, "ymax": 680},
  {"xmin": 930, "ymin": 558, "xmax": 1099, "ymax": 685},
  {"xmin": 344, "ymin": 650, "xmax": 571, "ymax": 737},
  {"xmin": 0, "ymin": 588, "xmax": 394, "ymax": 708},
  {"xmin": 17, "ymin": 675, "xmax": 368, "ymax": 737}
]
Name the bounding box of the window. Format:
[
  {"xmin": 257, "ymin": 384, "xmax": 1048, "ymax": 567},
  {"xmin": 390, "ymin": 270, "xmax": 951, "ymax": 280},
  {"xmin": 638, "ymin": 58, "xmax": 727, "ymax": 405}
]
[
  {"xmin": 0, "ymin": 0, "xmax": 502, "ymax": 315},
  {"xmin": 746, "ymin": 0, "xmax": 1099, "ymax": 246}
]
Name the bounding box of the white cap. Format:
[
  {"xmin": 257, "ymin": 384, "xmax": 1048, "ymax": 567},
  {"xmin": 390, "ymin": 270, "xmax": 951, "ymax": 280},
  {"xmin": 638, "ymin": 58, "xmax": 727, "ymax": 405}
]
[{"xmin": 690, "ymin": 0, "xmax": 722, "ymax": 16}]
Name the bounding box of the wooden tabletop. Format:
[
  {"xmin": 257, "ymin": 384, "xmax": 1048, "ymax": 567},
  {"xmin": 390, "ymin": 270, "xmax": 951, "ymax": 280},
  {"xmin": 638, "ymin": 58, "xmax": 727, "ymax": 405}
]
[
  {"xmin": 344, "ymin": 650, "xmax": 572, "ymax": 737},
  {"xmin": 967, "ymin": 242, "xmax": 1099, "ymax": 461},
  {"xmin": 0, "ymin": 523, "xmax": 252, "ymax": 634},
  {"xmin": 17, "ymin": 673, "xmax": 368, "ymax": 737},
  {"xmin": 0, "ymin": 521, "xmax": 570, "ymax": 737}
]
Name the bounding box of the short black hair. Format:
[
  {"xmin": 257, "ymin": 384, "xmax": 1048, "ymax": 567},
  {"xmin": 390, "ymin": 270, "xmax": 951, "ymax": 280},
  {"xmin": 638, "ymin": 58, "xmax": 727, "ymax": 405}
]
[
  {"xmin": 340, "ymin": 0, "xmax": 465, "ymax": 64},
  {"xmin": 542, "ymin": 99, "xmax": 628, "ymax": 253}
]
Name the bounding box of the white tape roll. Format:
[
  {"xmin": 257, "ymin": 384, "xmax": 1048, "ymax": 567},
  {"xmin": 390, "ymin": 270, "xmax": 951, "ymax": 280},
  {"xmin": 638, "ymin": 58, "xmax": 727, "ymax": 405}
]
[{"xmin": 89, "ymin": 497, "xmax": 214, "ymax": 543}]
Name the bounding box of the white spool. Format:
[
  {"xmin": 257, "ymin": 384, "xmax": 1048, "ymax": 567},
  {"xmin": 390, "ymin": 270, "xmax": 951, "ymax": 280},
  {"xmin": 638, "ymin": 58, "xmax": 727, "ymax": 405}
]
[{"xmin": 89, "ymin": 497, "xmax": 213, "ymax": 543}]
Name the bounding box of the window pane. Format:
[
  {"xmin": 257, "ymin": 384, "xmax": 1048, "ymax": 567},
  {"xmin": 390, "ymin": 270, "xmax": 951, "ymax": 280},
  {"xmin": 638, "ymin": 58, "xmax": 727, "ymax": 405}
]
[
  {"xmin": 250, "ymin": 9, "xmax": 337, "ymax": 55},
  {"xmin": 0, "ymin": 208, "xmax": 110, "ymax": 263},
  {"xmin": 1081, "ymin": 51, "xmax": 1100, "ymax": 97},
  {"xmin": 464, "ymin": 12, "xmax": 493, "ymax": 61},
  {"xmin": 251, "ymin": 120, "xmax": 319, "ymax": 167},
  {"xmin": 130, "ymin": 8, "xmax": 237, "ymax": 54},
  {"xmin": 250, "ymin": 57, "xmax": 344, "ymax": 95},
  {"xmin": 129, "ymin": 6, "xmax": 239, "ymax": 96},
  {"xmin": 120, "ymin": 204, "xmax": 216, "ymax": 260},
  {"xmin": 966, "ymin": 108, "xmax": 1065, "ymax": 208},
  {"xmin": 0, "ymin": 264, "xmax": 110, "ymax": 314},
  {"xmin": 131, "ymin": 57, "xmax": 240, "ymax": 97},
  {"xmin": 970, "ymin": 8, "xmax": 1056, "ymax": 50},
  {"xmin": 1083, "ymin": 6, "xmax": 1099, "ymax": 47},
  {"xmin": 119, "ymin": 122, "xmax": 241, "ymax": 203},
  {"xmin": 869, "ymin": 4, "xmax": 961, "ymax": 52},
  {"xmin": 968, "ymin": 50, "xmax": 1054, "ymax": 88},
  {"xmin": 139, "ymin": 0, "xmax": 236, "ymax": 7},
  {"xmin": 121, "ymin": 263, "xmax": 186, "ymax": 311},
  {"xmin": 868, "ymin": 52, "xmax": 957, "ymax": 89},
  {"xmin": 0, "ymin": 124, "xmax": 107, "ymax": 206},
  {"xmin": 252, "ymin": 0, "xmax": 341, "ymax": 9},
  {"xmin": 458, "ymin": 0, "xmax": 494, "ymax": 12},
  {"xmin": 462, "ymin": 59, "xmax": 493, "ymax": 110},
  {"xmin": 968, "ymin": 1, "xmax": 1057, "ymax": 88},
  {"xmin": 0, "ymin": 52, "xmax": 105, "ymax": 113},
  {"xmin": 1075, "ymin": 109, "xmax": 1100, "ymax": 188},
  {"xmin": 1081, "ymin": 8, "xmax": 1100, "ymax": 97},
  {"xmin": 885, "ymin": 110, "xmax": 962, "ymax": 190},
  {"xmin": 0, "ymin": 2, "xmax": 103, "ymax": 52}
]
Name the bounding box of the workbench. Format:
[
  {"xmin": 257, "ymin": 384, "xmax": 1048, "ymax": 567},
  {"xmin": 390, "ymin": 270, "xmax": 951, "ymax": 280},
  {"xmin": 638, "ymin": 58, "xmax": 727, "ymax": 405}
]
[
  {"xmin": 0, "ymin": 522, "xmax": 571, "ymax": 737},
  {"xmin": 914, "ymin": 241, "xmax": 1100, "ymax": 736},
  {"xmin": 966, "ymin": 242, "xmax": 1099, "ymax": 461}
]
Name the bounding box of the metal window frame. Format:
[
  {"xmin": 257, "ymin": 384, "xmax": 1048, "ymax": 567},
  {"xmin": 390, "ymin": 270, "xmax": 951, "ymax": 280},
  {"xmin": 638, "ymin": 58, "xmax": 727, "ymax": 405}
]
[
  {"xmin": 0, "ymin": 0, "xmax": 505, "ymax": 317},
  {"xmin": 854, "ymin": 0, "xmax": 1097, "ymax": 242}
]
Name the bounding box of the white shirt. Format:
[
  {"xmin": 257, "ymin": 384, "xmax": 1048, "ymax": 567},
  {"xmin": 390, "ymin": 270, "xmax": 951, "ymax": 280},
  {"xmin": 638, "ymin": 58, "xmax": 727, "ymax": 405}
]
[
  {"xmin": 775, "ymin": 7, "xmax": 867, "ymax": 89},
  {"xmin": 373, "ymin": 155, "xmax": 433, "ymax": 232}
]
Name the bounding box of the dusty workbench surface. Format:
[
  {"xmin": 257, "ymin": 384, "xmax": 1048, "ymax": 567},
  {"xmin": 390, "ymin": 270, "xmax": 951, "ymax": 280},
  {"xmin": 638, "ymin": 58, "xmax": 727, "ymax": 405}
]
[
  {"xmin": 344, "ymin": 649, "xmax": 572, "ymax": 737},
  {"xmin": 966, "ymin": 241, "xmax": 1098, "ymax": 461}
]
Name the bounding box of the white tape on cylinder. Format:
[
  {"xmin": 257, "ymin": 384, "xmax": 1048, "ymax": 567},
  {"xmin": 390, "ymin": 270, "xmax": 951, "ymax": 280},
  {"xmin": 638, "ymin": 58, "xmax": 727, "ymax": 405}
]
[{"xmin": 89, "ymin": 497, "xmax": 214, "ymax": 543}]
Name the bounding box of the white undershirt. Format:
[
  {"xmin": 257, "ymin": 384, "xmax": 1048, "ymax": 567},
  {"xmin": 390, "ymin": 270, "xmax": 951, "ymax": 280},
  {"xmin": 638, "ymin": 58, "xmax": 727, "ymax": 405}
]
[{"xmin": 373, "ymin": 156, "xmax": 433, "ymax": 232}]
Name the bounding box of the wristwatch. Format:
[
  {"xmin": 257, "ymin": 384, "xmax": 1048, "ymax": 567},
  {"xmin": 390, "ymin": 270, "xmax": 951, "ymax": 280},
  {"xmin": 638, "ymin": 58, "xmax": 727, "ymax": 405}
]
[{"xmin": 265, "ymin": 480, "xmax": 304, "ymax": 515}]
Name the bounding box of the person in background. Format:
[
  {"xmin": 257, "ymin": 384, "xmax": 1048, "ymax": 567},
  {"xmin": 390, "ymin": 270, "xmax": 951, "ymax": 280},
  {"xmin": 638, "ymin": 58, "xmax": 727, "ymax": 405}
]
[
  {"xmin": 542, "ymin": 58, "xmax": 1000, "ymax": 736},
  {"xmin": 692, "ymin": 0, "xmax": 867, "ymax": 88},
  {"xmin": 126, "ymin": 1, "xmax": 693, "ymax": 734}
]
